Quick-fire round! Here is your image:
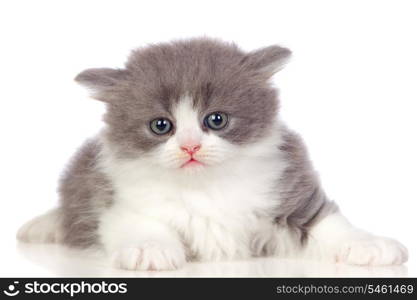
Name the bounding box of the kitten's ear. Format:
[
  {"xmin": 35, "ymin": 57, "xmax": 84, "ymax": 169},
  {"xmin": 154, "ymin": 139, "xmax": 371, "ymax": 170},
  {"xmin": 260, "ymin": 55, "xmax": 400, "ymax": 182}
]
[
  {"xmin": 74, "ymin": 68, "xmax": 129, "ymax": 102},
  {"xmin": 243, "ymin": 45, "xmax": 291, "ymax": 78}
]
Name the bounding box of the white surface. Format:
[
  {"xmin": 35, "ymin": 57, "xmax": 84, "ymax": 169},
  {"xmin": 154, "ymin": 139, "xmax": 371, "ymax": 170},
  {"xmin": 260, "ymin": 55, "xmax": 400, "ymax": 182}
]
[
  {"xmin": 10, "ymin": 243, "xmax": 410, "ymax": 277},
  {"xmin": 0, "ymin": 0, "xmax": 416, "ymax": 277}
]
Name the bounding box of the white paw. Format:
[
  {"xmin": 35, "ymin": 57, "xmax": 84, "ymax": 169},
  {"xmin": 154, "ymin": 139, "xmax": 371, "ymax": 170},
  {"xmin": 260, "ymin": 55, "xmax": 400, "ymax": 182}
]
[
  {"xmin": 17, "ymin": 210, "xmax": 62, "ymax": 243},
  {"xmin": 111, "ymin": 241, "xmax": 186, "ymax": 271},
  {"xmin": 336, "ymin": 236, "xmax": 408, "ymax": 266}
]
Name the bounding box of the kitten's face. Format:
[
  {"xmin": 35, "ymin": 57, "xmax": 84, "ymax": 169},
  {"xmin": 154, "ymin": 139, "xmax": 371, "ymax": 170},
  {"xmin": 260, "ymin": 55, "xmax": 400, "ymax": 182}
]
[
  {"xmin": 149, "ymin": 96, "xmax": 235, "ymax": 171},
  {"xmin": 75, "ymin": 38, "xmax": 291, "ymax": 172}
]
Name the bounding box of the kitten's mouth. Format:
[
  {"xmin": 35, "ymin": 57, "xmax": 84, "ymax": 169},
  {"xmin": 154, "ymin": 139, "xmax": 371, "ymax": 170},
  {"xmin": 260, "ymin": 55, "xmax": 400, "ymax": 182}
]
[{"xmin": 180, "ymin": 158, "xmax": 204, "ymax": 168}]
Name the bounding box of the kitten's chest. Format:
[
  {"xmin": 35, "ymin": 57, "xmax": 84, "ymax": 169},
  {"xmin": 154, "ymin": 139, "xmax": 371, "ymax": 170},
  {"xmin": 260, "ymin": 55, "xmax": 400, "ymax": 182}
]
[
  {"xmin": 111, "ymin": 169, "xmax": 280, "ymax": 260},
  {"xmin": 114, "ymin": 169, "xmax": 277, "ymax": 220},
  {"xmin": 102, "ymin": 156, "xmax": 284, "ymax": 259},
  {"xmin": 115, "ymin": 173, "xmax": 274, "ymax": 218}
]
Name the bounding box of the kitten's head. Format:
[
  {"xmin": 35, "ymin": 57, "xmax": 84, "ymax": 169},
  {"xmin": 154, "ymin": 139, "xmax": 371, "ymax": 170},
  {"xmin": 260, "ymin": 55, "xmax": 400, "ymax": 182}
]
[{"xmin": 75, "ymin": 38, "xmax": 290, "ymax": 172}]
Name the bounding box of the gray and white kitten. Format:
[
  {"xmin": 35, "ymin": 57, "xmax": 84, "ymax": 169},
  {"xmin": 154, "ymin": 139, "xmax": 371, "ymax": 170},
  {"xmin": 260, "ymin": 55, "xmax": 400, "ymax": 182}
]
[{"xmin": 18, "ymin": 38, "xmax": 408, "ymax": 270}]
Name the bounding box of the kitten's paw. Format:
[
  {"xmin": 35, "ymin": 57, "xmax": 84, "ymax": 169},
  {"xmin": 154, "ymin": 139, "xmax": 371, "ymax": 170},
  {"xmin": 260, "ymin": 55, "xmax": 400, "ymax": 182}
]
[
  {"xmin": 111, "ymin": 241, "xmax": 186, "ymax": 271},
  {"xmin": 17, "ymin": 209, "xmax": 62, "ymax": 243},
  {"xmin": 336, "ymin": 236, "xmax": 408, "ymax": 266}
]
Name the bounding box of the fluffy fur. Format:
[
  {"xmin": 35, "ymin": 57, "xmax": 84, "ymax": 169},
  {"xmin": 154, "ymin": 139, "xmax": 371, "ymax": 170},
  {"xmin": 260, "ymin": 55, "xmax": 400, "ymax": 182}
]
[{"xmin": 17, "ymin": 38, "xmax": 408, "ymax": 270}]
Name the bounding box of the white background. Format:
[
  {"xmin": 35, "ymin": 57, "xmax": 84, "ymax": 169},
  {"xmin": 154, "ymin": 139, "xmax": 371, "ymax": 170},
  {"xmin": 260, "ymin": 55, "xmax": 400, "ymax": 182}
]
[{"xmin": 0, "ymin": 0, "xmax": 416, "ymax": 277}]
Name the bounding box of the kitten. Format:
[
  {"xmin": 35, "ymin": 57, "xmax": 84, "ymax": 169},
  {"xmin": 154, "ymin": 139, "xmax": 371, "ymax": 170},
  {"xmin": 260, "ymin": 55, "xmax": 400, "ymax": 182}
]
[{"xmin": 17, "ymin": 38, "xmax": 408, "ymax": 270}]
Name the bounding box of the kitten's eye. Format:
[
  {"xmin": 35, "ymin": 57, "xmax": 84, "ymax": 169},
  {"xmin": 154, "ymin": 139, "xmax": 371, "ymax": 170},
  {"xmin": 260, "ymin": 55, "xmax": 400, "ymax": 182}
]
[
  {"xmin": 150, "ymin": 118, "xmax": 173, "ymax": 135},
  {"xmin": 204, "ymin": 112, "xmax": 228, "ymax": 130}
]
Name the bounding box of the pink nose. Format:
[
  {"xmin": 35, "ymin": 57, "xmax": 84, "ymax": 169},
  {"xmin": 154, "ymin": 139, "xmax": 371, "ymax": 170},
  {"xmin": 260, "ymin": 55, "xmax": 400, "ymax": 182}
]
[{"xmin": 180, "ymin": 144, "xmax": 201, "ymax": 155}]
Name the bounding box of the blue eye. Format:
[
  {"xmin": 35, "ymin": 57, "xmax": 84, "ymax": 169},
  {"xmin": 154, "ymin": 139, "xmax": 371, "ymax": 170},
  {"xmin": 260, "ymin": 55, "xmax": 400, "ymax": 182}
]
[
  {"xmin": 150, "ymin": 118, "xmax": 172, "ymax": 135},
  {"xmin": 204, "ymin": 112, "xmax": 228, "ymax": 130}
]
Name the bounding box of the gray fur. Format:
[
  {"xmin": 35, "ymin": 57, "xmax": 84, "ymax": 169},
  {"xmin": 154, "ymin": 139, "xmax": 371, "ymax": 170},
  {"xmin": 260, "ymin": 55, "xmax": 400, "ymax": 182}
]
[
  {"xmin": 59, "ymin": 38, "xmax": 334, "ymax": 249},
  {"xmin": 58, "ymin": 139, "xmax": 112, "ymax": 248},
  {"xmin": 75, "ymin": 38, "xmax": 290, "ymax": 157},
  {"xmin": 275, "ymin": 127, "xmax": 338, "ymax": 243}
]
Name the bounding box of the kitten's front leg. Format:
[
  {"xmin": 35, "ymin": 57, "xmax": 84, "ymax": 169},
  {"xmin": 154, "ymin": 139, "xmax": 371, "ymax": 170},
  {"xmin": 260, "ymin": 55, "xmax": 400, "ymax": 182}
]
[
  {"xmin": 308, "ymin": 212, "xmax": 408, "ymax": 265},
  {"xmin": 278, "ymin": 129, "xmax": 407, "ymax": 265},
  {"xmin": 99, "ymin": 208, "xmax": 186, "ymax": 271}
]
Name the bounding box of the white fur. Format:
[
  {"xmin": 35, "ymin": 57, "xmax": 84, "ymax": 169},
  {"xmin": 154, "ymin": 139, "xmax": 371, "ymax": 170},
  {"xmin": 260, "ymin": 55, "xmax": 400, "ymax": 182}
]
[
  {"xmin": 97, "ymin": 96, "xmax": 289, "ymax": 270},
  {"xmin": 17, "ymin": 209, "xmax": 62, "ymax": 243},
  {"xmin": 306, "ymin": 213, "xmax": 408, "ymax": 265}
]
